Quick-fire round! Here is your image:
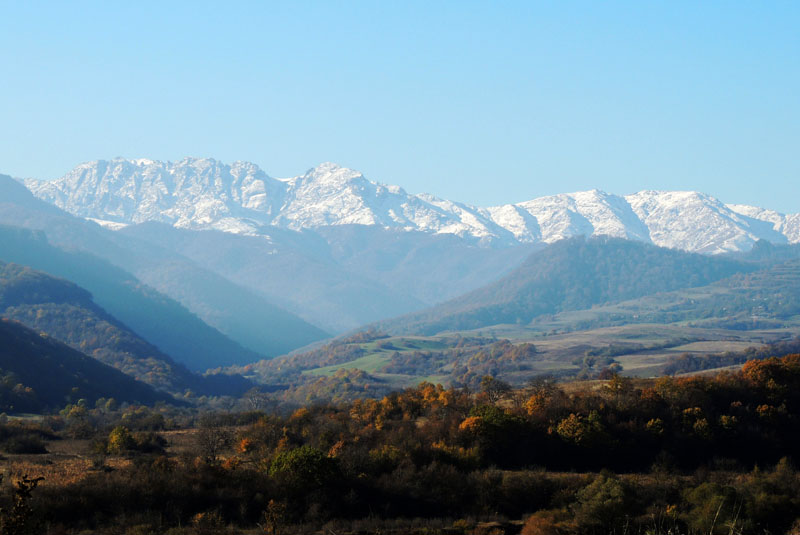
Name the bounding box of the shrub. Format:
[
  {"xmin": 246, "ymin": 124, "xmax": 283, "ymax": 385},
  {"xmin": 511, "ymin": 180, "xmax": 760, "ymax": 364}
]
[
  {"xmin": 521, "ymin": 509, "xmax": 572, "ymax": 535},
  {"xmin": 1, "ymin": 433, "xmax": 47, "ymax": 454},
  {"xmin": 106, "ymin": 426, "xmax": 136, "ymax": 454},
  {"xmin": 572, "ymin": 472, "xmax": 631, "ymax": 530},
  {"xmin": 269, "ymin": 445, "xmax": 338, "ymax": 489}
]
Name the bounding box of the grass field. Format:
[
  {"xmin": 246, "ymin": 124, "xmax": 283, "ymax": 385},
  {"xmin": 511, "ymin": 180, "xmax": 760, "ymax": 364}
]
[{"xmin": 292, "ymin": 316, "xmax": 800, "ymax": 386}]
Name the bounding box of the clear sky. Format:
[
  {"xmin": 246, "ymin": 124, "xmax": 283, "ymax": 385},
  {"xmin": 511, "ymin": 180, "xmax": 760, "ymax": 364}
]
[{"xmin": 1, "ymin": 1, "xmax": 798, "ymax": 212}]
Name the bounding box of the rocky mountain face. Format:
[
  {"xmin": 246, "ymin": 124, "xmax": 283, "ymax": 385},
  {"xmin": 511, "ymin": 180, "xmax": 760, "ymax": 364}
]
[{"xmin": 25, "ymin": 158, "xmax": 800, "ymax": 254}]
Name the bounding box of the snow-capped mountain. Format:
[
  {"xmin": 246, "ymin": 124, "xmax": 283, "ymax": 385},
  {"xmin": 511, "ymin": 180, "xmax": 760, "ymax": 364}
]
[{"xmin": 24, "ymin": 157, "xmax": 800, "ymax": 254}]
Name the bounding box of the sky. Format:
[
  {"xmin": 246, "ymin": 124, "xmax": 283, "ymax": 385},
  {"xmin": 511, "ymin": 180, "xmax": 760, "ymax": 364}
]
[{"xmin": 1, "ymin": 1, "xmax": 799, "ymax": 212}]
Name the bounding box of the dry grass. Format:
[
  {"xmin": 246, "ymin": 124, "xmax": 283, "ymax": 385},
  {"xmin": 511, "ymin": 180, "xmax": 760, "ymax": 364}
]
[{"xmin": 0, "ymin": 456, "xmax": 132, "ymax": 487}]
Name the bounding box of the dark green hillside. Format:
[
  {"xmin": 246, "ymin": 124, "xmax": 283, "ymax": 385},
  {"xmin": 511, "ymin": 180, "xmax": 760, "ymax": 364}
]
[
  {"xmin": 0, "ymin": 318, "xmax": 172, "ymax": 412},
  {"xmin": 0, "ymin": 224, "xmax": 262, "ymax": 371},
  {"xmin": 380, "ymin": 236, "xmax": 753, "ymax": 335},
  {"xmin": 635, "ymin": 258, "xmax": 800, "ymax": 326},
  {"xmin": 728, "ymin": 238, "xmax": 800, "ymax": 265},
  {"xmin": 0, "ymin": 262, "xmax": 91, "ymax": 308},
  {"xmin": 520, "ymin": 257, "xmax": 800, "ymax": 335},
  {"xmin": 0, "ymin": 261, "xmax": 252, "ymax": 396}
]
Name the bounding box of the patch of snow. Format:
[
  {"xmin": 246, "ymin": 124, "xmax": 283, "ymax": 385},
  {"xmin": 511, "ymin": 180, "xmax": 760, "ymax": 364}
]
[{"xmin": 86, "ymin": 217, "xmax": 128, "ymax": 230}]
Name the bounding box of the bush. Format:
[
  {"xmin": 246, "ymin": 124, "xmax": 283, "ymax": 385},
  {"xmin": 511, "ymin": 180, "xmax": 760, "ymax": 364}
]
[
  {"xmin": 572, "ymin": 472, "xmax": 631, "ymax": 530},
  {"xmin": 107, "ymin": 426, "xmax": 136, "ymax": 454},
  {"xmin": 521, "ymin": 510, "xmax": 572, "ymax": 535},
  {"xmin": 0, "ymin": 433, "xmax": 47, "ymax": 454},
  {"xmin": 269, "ymin": 445, "xmax": 338, "ymax": 489}
]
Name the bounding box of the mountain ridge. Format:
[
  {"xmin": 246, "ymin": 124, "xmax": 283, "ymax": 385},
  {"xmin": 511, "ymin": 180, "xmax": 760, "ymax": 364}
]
[
  {"xmin": 0, "ymin": 259, "xmax": 251, "ymax": 395},
  {"xmin": 0, "ymin": 317, "xmax": 175, "ymax": 411},
  {"xmin": 23, "ymin": 158, "xmax": 799, "ymax": 254},
  {"xmin": 375, "ymin": 236, "xmax": 755, "ymax": 336}
]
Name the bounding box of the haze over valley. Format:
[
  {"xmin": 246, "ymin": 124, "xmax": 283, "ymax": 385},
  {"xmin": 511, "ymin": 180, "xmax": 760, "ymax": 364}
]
[{"xmin": 2, "ymin": 157, "xmax": 800, "ymax": 395}]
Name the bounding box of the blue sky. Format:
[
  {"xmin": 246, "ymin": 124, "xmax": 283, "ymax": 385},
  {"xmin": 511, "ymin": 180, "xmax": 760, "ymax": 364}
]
[{"xmin": 1, "ymin": 1, "xmax": 798, "ymax": 211}]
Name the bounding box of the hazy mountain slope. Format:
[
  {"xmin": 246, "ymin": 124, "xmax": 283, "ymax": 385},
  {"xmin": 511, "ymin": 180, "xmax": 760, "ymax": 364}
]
[
  {"xmin": 119, "ymin": 223, "xmax": 533, "ymax": 331},
  {"xmin": 378, "ymin": 237, "xmax": 754, "ymax": 335},
  {"xmin": 0, "ymin": 174, "xmax": 329, "ymax": 353},
  {"xmin": 314, "ymin": 225, "xmax": 540, "ymax": 305},
  {"xmin": 91, "ymin": 226, "xmax": 332, "ymax": 352},
  {"xmin": 529, "ymin": 255, "xmax": 800, "ymax": 333},
  {"xmin": 0, "ymin": 224, "xmax": 262, "ymax": 372},
  {"xmin": 0, "ymin": 260, "xmax": 245, "ymax": 394},
  {"xmin": 118, "ymin": 223, "xmax": 425, "ymax": 333},
  {"xmin": 23, "ymin": 158, "xmax": 800, "ymax": 253},
  {"xmin": 0, "ymin": 318, "xmax": 173, "ymax": 412}
]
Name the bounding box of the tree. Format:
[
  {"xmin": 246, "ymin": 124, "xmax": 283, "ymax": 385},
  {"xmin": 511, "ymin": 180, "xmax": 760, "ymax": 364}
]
[
  {"xmin": 243, "ymin": 387, "xmax": 273, "ymax": 412},
  {"xmin": 268, "ymin": 445, "xmax": 338, "ymax": 489},
  {"xmin": 260, "ymin": 499, "xmax": 287, "ymax": 535},
  {"xmin": 0, "ymin": 474, "xmax": 44, "ymax": 535},
  {"xmin": 196, "ymin": 415, "xmax": 233, "ymax": 463},
  {"xmin": 480, "ymin": 375, "xmax": 511, "ymax": 404},
  {"xmin": 573, "ymin": 472, "xmax": 630, "ymax": 530},
  {"xmin": 106, "ymin": 426, "xmax": 135, "ymax": 454}
]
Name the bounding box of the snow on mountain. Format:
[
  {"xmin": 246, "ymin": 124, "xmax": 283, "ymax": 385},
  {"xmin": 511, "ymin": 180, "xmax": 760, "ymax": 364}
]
[
  {"xmin": 26, "ymin": 158, "xmax": 285, "ymax": 234},
  {"xmin": 783, "ymin": 215, "xmax": 800, "ymax": 244},
  {"xmin": 727, "ymin": 204, "xmax": 800, "ymax": 244},
  {"xmin": 23, "ymin": 158, "xmax": 800, "ymax": 253},
  {"xmin": 625, "ymin": 191, "xmax": 776, "ymax": 254},
  {"xmin": 509, "ymin": 189, "xmax": 651, "ymax": 244}
]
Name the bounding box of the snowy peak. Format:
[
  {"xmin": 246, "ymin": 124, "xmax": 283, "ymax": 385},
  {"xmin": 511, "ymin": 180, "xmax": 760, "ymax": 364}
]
[
  {"xmin": 626, "ymin": 191, "xmax": 790, "ymax": 254},
  {"xmin": 22, "ymin": 158, "xmax": 800, "ymax": 253},
  {"xmin": 25, "ymin": 158, "xmax": 287, "ymax": 234},
  {"xmin": 727, "ymin": 203, "xmax": 800, "ymax": 244},
  {"xmin": 510, "ymin": 189, "xmax": 651, "ymax": 244},
  {"xmin": 277, "ymin": 163, "xmax": 391, "ymax": 227}
]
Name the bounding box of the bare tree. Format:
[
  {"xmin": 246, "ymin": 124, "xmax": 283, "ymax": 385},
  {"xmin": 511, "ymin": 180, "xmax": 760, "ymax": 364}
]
[
  {"xmin": 196, "ymin": 414, "xmax": 233, "ymax": 463},
  {"xmin": 243, "ymin": 387, "xmax": 274, "ymax": 412},
  {"xmin": 480, "ymin": 375, "xmax": 511, "ymax": 404}
]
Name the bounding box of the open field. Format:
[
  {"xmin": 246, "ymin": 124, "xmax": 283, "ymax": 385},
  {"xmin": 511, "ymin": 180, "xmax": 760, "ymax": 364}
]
[{"xmin": 288, "ymin": 319, "xmax": 800, "ymax": 387}]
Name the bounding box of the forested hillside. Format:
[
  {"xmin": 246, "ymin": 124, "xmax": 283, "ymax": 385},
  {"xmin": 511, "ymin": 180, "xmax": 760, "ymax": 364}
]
[
  {"xmin": 521, "ymin": 256, "xmax": 800, "ymax": 333},
  {"xmin": 0, "ymin": 261, "xmax": 253, "ymax": 396},
  {"xmin": 380, "ymin": 236, "xmax": 753, "ymax": 335},
  {"xmin": 0, "ymin": 319, "xmax": 172, "ymax": 412},
  {"xmin": 0, "ymin": 224, "xmax": 263, "ymax": 371}
]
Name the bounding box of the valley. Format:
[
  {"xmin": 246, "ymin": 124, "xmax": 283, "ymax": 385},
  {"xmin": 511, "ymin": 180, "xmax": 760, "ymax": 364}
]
[
  {"xmin": 4, "ymin": 4, "xmax": 799, "ymax": 532},
  {"xmin": 2, "ymin": 157, "xmax": 800, "ymax": 535}
]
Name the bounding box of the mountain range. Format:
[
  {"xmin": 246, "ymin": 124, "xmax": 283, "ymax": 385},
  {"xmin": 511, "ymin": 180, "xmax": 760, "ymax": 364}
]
[
  {"xmin": 24, "ymin": 157, "xmax": 800, "ymax": 254},
  {"xmin": 5, "ymin": 157, "xmax": 800, "ymax": 344},
  {"xmin": 2, "ymin": 157, "xmax": 800, "ymax": 403}
]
